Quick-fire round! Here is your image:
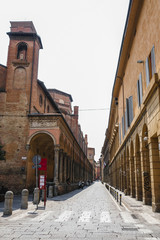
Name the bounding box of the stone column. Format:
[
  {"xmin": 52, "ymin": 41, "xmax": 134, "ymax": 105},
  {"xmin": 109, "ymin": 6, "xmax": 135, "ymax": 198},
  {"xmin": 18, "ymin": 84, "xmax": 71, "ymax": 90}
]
[
  {"xmin": 59, "ymin": 149, "xmax": 63, "ymax": 183},
  {"xmin": 63, "ymin": 153, "xmax": 67, "ymax": 183},
  {"xmin": 135, "ymin": 153, "xmax": 142, "ymax": 201},
  {"xmin": 149, "ymin": 137, "xmax": 160, "ymax": 212},
  {"xmin": 54, "ymin": 145, "xmax": 60, "ymax": 196},
  {"xmin": 130, "ymin": 156, "xmax": 136, "ymax": 198},
  {"xmin": 72, "ymin": 160, "xmax": 75, "ymax": 183},
  {"xmin": 126, "ymin": 154, "xmax": 130, "ymax": 195}
]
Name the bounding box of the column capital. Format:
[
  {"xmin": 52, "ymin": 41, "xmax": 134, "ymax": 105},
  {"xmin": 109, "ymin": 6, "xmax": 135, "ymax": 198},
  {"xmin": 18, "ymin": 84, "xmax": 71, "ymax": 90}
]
[
  {"xmin": 54, "ymin": 145, "xmax": 60, "ymax": 152},
  {"xmin": 59, "ymin": 149, "xmax": 63, "ymax": 154}
]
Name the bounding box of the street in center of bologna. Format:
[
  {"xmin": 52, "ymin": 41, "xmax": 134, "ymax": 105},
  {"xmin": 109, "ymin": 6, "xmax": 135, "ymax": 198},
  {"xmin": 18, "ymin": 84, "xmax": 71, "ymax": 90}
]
[{"xmin": 0, "ymin": 181, "xmax": 160, "ymax": 240}]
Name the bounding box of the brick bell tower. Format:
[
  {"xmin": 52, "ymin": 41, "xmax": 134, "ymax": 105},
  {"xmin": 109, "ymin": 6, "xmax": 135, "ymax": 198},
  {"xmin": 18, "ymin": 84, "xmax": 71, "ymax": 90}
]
[
  {"xmin": 0, "ymin": 22, "xmax": 43, "ymax": 192},
  {"xmin": 6, "ymin": 21, "xmax": 43, "ymax": 114}
]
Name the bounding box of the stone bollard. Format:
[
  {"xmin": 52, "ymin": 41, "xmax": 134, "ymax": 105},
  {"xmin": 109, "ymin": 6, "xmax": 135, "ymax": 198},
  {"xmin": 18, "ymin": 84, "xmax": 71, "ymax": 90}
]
[
  {"xmin": 48, "ymin": 186, "xmax": 53, "ymax": 198},
  {"xmin": 33, "ymin": 188, "xmax": 40, "ymax": 205},
  {"xmin": 42, "ymin": 189, "xmax": 47, "ymax": 201},
  {"xmin": 3, "ymin": 191, "xmax": 14, "ymax": 216},
  {"xmin": 120, "ymin": 194, "xmax": 122, "ymax": 205},
  {"xmin": 21, "ymin": 189, "xmax": 29, "ymax": 209}
]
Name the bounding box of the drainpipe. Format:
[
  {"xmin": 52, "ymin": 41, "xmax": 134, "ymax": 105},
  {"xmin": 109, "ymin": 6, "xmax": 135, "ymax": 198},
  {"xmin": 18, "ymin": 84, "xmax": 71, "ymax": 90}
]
[{"xmin": 116, "ymin": 76, "xmax": 125, "ymax": 133}]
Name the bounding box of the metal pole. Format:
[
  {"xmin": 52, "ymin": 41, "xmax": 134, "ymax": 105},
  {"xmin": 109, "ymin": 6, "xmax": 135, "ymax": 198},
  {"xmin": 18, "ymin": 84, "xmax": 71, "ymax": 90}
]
[
  {"xmin": 36, "ymin": 156, "xmax": 38, "ymax": 188},
  {"xmin": 120, "ymin": 194, "xmax": 122, "ymax": 205},
  {"xmin": 36, "ymin": 156, "xmax": 38, "ymax": 210}
]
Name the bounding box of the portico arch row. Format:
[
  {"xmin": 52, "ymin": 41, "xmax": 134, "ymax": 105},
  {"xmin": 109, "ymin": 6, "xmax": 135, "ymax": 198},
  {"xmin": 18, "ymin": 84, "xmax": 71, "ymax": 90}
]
[{"xmin": 26, "ymin": 131, "xmax": 56, "ymax": 191}]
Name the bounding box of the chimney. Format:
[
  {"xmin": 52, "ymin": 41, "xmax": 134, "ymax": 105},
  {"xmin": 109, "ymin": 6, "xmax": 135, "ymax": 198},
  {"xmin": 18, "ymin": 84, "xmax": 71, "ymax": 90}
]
[
  {"xmin": 85, "ymin": 134, "xmax": 88, "ymax": 146},
  {"xmin": 74, "ymin": 106, "xmax": 79, "ymax": 119}
]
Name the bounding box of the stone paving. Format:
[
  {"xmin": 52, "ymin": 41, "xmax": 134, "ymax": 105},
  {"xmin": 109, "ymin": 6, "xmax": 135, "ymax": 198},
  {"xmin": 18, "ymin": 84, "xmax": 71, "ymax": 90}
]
[{"xmin": 0, "ymin": 181, "xmax": 160, "ymax": 239}]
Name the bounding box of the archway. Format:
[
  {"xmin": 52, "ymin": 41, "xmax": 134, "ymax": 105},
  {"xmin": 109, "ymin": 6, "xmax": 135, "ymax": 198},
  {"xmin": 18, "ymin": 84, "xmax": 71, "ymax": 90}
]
[{"xmin": 26, "ymin": 132, "xmax": 55, "ymax": 190}]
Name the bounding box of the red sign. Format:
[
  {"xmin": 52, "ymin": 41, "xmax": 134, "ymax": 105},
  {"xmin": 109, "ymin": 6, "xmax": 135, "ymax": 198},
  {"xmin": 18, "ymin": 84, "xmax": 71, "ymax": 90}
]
[
  {"xmin": 39, "ymin": 158, "xmax": 47, "ymax": 171},
  {"xmin": 39, "ymin": 175, "xmax": 46, "ymax": 190}
]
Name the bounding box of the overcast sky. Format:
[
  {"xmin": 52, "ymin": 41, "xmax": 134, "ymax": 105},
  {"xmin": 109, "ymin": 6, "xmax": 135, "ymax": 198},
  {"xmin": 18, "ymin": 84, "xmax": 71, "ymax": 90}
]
[{"xmin": 0, "ymin": 0, "xmax": 130, "ymax": 161}]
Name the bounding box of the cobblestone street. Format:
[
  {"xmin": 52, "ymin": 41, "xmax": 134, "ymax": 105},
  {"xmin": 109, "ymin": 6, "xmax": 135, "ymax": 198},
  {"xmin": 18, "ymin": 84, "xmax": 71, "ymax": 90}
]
[{"xmin": 0, "ymin": 182, "xmax": 160, "ymax": 240}]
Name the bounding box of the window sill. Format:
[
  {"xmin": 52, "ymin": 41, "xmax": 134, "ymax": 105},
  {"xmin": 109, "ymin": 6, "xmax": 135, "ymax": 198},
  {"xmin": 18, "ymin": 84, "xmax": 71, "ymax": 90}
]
[{"xmin": 12, "ymin": 59, "xmax": 30, "ymax": 67}]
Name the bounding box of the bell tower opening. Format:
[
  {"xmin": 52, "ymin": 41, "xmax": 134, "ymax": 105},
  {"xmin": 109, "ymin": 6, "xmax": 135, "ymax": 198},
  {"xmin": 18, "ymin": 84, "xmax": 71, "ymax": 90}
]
[{"xmin": 17, "ymin": 42, "xmax": 27, "ymax": 60}]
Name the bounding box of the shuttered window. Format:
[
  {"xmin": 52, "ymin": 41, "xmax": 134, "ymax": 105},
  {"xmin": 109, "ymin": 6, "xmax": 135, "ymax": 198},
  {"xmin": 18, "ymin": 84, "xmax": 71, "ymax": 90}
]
[
  {"xmin": 151, "ymin": 46, "xmax": 156, "ymax": 76},
  {"xmin": 128, "ymin": 96, "xmax": 133, "ymax": 125},
  {"xmin": 145, "ymin": 45, "xmax": 156, "ymax": 86},
  {"xmin": 145, "ymin": 57, "xmax": 150, "ymax": 86},
  {"xmin": 137, "ymin": 73, "xmax": 143, "ymax": 107},
  {"xmin": 126, "ymin": 96, "xmax": 134, "ymax": 127},
  {"xmin": 122, "ymin": 116, "xmax": 125, "ymax": 138},
  {"xmin": 119, "ymin": 123, "xmax": 121, "ymax": 145},
  {"xmin": 126, "ymin": 99, "xmax": 129, "ymax": 129}
]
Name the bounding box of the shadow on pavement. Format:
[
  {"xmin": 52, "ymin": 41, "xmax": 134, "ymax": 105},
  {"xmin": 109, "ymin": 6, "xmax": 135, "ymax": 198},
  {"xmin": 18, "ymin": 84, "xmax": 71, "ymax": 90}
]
[{"xmin": 51, "ymin": 185, "xmax": 91, "ymax": 202}]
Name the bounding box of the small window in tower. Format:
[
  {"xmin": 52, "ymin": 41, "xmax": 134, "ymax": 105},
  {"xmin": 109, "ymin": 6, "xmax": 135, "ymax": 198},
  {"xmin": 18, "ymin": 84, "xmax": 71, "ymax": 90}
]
[
  {"xmin": 39, "ymin": 94, "xmax": 43, "ymax": 107},
  {"xmin": 59, "ymin": 99, "xmax": 64, "ymax": 104},
  {"xmin": 47, "ymin": 105, "xmax": 50, "ymax": 113},
  {"xmin": 17, "ymin": 42, "xmax": 27, "ymax": 60}
]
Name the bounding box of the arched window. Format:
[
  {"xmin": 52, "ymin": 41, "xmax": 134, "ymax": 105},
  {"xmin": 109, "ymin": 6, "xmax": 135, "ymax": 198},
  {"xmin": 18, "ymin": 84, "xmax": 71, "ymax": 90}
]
[
  {"xmin": 47, "ymin": 105, "xmax": 50, "ymax": 113},
  {"xmin": 17, "ymin": 42, "xmax": 27, "ymax": 60},
  {"xmin": 39, "ymin": 94, "xmax": 43, "ymax": 107}
]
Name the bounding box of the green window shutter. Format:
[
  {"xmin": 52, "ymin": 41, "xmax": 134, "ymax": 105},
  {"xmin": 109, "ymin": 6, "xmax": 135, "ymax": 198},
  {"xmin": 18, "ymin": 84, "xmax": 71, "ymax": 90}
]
[
  {"xmin": 137, "ymin": 80, "xmax": 140, "ymax": 107},
  {"xmin": 126, "ymin": 98, "xmax": 129, "ymax": 127},
  {"xmin": 151, "ymin": 46, "xmax": 156, "ymax": 76},
  {"xmin": 122, "ymin": 116, "xmax": 125, "ymax": 138},
  {"xmin": 129, "ymin": 96, "xmax": 133, "ymax": 124},
  {"xmin": 145, "ymin": 57, "xmax": 150, "ymax": 86},
  {"xmin": 139, "ymin": 73, "xmax": 143, "ymax": 105},
  {"xmin": 125, "ymin": 110, "xmax": 128, "ymax": 132},
  {"xmin": 119, "ymin": 123, "xmax": 121, "ymax": 145}
]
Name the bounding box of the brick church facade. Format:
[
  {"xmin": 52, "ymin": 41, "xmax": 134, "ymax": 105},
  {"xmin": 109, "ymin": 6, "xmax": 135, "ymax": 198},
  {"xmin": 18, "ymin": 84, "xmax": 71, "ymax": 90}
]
[{"xmin": 0, "ymin": 21, "xmax": 93, "ymax": 194}]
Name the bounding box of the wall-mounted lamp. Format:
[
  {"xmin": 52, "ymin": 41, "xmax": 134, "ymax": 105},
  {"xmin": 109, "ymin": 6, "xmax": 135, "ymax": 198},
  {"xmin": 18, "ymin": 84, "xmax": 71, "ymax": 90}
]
[
  {"xmin": 25, "ymin": 144, "xmax": 30, "ymax": 151},
  {"xmin": 143, "ymin": 136, "xmax": 148, "ymax": 142},
  {"xmin": 137, "ymin": 60, "xmax": 144, "ymax": 63}
]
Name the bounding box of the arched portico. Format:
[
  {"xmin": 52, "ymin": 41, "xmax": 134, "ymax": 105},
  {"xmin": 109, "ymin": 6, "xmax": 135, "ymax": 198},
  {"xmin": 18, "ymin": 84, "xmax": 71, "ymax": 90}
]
[{"xmin": 26, "ymin": 131, "xmax": 56, "ymax": 191}]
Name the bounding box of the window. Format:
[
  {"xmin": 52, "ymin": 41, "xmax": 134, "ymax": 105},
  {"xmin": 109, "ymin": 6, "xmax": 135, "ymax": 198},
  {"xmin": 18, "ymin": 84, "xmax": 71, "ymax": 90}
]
[
  {"xmin": 39, "ymin": 94, "xmax": 43, "ymax": 106},
  {"xmin": 47, "ymin": 105, "xmax": 50, "ymax": 113},
  {"xmin": 119, "ymin": 123, "xmax": 121, "ymax": 144},
  {"xmin": 122, "ymin": 116, "xmax": 125, "ymax": 138},
  {"xmin": 137, "ymin": 73, "xmax": 143, "ymax": 107},
  {"xmin": 59, "ymin": 99, "xmax": 64, "ymax": 104},
  {"xmin": 145, "ymin": 46, "xmax": 156, "ymax": 86},
  {"xmin": 17, "ymin": 42, "xmax": 27, "ymax": 60},
  {"xmin": 126, "ymin": 96, "xmax": 134, "ymax": 128}
]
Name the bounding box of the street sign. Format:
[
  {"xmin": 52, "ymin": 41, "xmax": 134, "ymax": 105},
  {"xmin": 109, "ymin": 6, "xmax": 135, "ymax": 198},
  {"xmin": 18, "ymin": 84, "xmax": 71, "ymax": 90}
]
[
  {"xmin": 32, "ymin": 155, "xmax": 41, "ymax": 165},
  {"xmin": 39, "ymin": 158, "xmax": 47, "ymax": 171},
  {"xmin": 39, "ymin": 175, "xmax": 46, "ymax": 189},
  {"xmin": 32, "ymin": 165, "xmax": 41, "ymax": 169}
]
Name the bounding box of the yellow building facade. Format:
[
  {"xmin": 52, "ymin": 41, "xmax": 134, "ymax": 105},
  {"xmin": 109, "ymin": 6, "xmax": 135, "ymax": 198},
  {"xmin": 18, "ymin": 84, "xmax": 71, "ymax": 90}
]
[{"xmin": 102, "ymin": 0, "xmax": 160, "ymax": 212}]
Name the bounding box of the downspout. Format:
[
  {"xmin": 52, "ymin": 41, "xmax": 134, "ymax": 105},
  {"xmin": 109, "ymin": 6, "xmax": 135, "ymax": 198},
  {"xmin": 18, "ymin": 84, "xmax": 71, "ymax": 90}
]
[
  {"xmin": 116, "ymin": 76, "xmax": 125, "ymax": 133},
  {"xmin": 29, "ymin": 38, "xmax": 36, "ymax": 114}
]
